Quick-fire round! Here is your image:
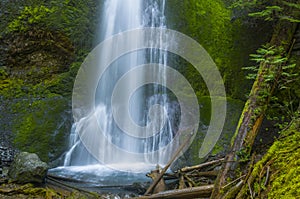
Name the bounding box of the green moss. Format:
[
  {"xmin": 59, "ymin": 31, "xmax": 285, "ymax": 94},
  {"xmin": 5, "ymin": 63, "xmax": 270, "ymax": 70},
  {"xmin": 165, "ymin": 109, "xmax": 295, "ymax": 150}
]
[
  {"xmin": 0, "ymin": 183, "xmax": 91, "ymax": 198},
  {"xmin": 0, "ymin": 67, "xmax": 74, "ymax": 163},
  {"xmin": 267, "ymin": 119, "xmax": 300, "ymax": 198},
  {"xmin": 167, "ymin": 0, "xmax": 237, "ymax": 97},
  {"xmin": 244, "ymin": 118, "xmax": 300, "ymax": 198},
  {"xmin": 12, "ymin": 97, "xmax": 71, "ymax": 163},
  {"xmin": 166, "ymin": 0, "xmax": 272, "ymax": 99}
]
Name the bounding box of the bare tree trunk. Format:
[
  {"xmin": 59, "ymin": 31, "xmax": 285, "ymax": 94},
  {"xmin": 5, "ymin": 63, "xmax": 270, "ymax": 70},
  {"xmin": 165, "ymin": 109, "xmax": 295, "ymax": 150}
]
[{"xmin": 211, "ymin": 19, "xmax": 298, "ymax": 199}]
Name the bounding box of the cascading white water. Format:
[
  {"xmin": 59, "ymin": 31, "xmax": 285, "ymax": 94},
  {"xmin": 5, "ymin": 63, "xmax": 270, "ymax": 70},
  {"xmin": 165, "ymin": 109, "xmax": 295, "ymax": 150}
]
[{"xmin": 50, "ymin": 0, "xmax": 181, "ymax": 181}]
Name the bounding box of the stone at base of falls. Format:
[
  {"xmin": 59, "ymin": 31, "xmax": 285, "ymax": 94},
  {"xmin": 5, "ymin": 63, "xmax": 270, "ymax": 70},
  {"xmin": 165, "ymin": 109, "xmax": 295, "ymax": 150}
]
[{"xmin": 8, "ymin": 152, "xmax": 48, "ymax": 184}]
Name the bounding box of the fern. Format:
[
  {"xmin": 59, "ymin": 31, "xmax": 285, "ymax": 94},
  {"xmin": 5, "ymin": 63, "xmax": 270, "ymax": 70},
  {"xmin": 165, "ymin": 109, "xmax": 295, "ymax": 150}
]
[{"xmin": 248, "ymin": 6, "xmax": 283, "ymax": 21}]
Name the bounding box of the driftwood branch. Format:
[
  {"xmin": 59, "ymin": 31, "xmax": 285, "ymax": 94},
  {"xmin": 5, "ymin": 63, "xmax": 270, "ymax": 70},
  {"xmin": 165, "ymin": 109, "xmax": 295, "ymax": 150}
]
[
  {"xmin": 179, "ymin": 158, "xmax": 224, "ymax": 173},
  {"xmin": 144, "ymin": 131, "xmax": 194, "ymax": 195}
]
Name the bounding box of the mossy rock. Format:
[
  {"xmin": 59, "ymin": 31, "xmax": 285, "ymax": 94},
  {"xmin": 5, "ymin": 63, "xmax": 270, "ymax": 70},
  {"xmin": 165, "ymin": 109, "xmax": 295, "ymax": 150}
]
[{"xmin": 8, "ymin": 152, "xmax": 48, "ymax": 184}]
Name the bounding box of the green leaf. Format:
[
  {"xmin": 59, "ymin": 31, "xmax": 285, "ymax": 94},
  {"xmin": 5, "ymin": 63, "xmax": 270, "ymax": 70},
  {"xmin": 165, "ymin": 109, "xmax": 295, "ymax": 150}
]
[
  {"xmin": 251, "ymin": 57, "xmax": 266, "ymax": 62},
  {"xmin": 250, "ymin": 54, "xmax": 263, "ymax": 58},
  {"xmin": 282, "ymin": 64, "xmax": 296, "ymax": 70},
  {"xmin": 282, "ymin": 1, "xmax": 300, "ymax": 10},
  {"xmin": 280, "ymin": 16, "xmax": 300, "ymax": 23},
  {"xmin": 272, "ymin": 57, "xmax": 287, "ymax": 64}
]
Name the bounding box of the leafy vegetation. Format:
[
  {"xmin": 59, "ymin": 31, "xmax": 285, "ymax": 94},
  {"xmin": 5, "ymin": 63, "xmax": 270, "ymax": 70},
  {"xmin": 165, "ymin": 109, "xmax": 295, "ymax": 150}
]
[
  {"xmin": 231, "ymin": 0, "xmax": 300, "ymax": 22},
  {"xmin": 7, "ymin": 6, "xmax": 55, "ymax": 32},
  {"xmin": 242, "ymin": 43, "xmax": 299, "ymax": 132}
]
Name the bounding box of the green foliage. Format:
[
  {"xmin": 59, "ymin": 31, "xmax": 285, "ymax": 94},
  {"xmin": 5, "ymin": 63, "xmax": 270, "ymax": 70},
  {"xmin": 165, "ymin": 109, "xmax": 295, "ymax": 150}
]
[
  {"xmin": 0, "ymin": 75, "xmax": 64, "ymax": 99},
  {"xmin": 0, "ymin": 63, "xmax": 77, "ymax": 162},
  {"xmin": 7, "ymin": 5, "xmax": 55, "ymax": 32},
  {"xmin": 236, "ymin": 146, "xmax": 251, "ymax": 162},
  {"xmin": 167, "ymin": 0, "xmax": 272, "ymax": 99},
  {"xmin": 0, "ymin": 70, "xmax": 73, "ymax": 163},
  {"xmin": 243, "ymin": 43, "xmax": 299, "ymax": 130},
  {"xmin": 0, "ymin": 64, "xmax": 77, "ymax": 162},
  {"xmin": 0, "ymin": 78, "xmax": 27, "ymax": 99},
  {"xmin": 0, "ymin": 67, "xmax": 8, "ymax": 80},
  {"xmin": 248, "ymin": 6, "xmax": 283, "ymax": 21},
  {"xmin": 243, "ymin": 45, "xmax": 288, "ymax": 80},
  {"xmin": 230, "ymin": 0, "xmax": 262, "ymax": 10},
  {"xmin": 231, "ymin": 0, "xmax": 300, "ymax": 22},
  {"xmin": 267, "ymin": 62, "xmax": 299, "ymax": 128},
  {"xmin": 43, "ymin": 62, "xmax": 81, "ymax": 96}
]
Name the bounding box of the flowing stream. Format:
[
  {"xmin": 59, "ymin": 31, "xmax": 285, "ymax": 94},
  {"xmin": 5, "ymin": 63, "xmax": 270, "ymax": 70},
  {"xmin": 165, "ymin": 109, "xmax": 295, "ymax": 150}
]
[{"xmin": 49, "ymin": 0, "xmax": 181, "ymax": 186}]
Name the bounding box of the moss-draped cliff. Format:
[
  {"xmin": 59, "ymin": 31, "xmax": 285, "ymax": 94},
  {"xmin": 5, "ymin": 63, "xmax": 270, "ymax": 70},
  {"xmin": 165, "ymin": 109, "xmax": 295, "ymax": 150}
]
[{"xmin": 0, "ymin": 0, "xmax": 99, "ymax": 162}]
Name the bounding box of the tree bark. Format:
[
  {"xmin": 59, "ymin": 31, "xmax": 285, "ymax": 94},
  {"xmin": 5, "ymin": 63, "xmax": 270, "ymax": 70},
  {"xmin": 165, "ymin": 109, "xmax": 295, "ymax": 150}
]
[{"xmin": 211, "ymin": 19, "xmax": 298, "ymax": 199}]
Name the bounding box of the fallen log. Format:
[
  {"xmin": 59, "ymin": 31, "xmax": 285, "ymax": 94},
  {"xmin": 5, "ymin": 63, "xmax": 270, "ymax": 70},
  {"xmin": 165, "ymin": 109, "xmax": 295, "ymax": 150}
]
[{"xmin": 137, "ymin": 184, "xmax": 214, "ymax": 199}]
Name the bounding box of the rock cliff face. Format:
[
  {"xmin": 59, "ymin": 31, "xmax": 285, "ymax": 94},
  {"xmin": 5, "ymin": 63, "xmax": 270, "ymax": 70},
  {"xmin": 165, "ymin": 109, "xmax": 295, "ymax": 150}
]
[
  {"xmin": 0, "ymin": 27, "xmax": 75, "ymax": 164},
  {"xmin": 2, "ymin": 28, "xmax": 74, "ymax": 81}
]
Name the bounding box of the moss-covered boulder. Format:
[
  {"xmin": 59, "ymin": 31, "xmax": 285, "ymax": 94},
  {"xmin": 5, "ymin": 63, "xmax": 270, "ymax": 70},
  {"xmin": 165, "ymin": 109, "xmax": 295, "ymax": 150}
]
[{"xmin": 8, "ymin": 152, "xmax": 48, "ymax": 184}]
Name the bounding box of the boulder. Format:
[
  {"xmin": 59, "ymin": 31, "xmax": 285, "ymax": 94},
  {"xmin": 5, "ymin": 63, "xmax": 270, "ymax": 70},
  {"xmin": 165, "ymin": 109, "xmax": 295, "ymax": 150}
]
[{"xmin": 8, "ymin": 152, "xmax": 48, "ymax": 184}]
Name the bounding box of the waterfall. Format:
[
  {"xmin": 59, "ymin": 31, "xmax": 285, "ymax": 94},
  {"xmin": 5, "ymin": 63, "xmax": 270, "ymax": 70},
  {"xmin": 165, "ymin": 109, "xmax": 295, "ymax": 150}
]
[{"xmin": 61, "ymin": 0, "xmax": 179, "ymax": 172}]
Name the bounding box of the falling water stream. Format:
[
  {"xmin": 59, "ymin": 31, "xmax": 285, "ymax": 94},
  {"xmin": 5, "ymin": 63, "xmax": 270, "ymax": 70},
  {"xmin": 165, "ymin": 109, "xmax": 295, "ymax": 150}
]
[{"xmin": 49, "ymin": 0, "xmax": 181, "ymax": 186}]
